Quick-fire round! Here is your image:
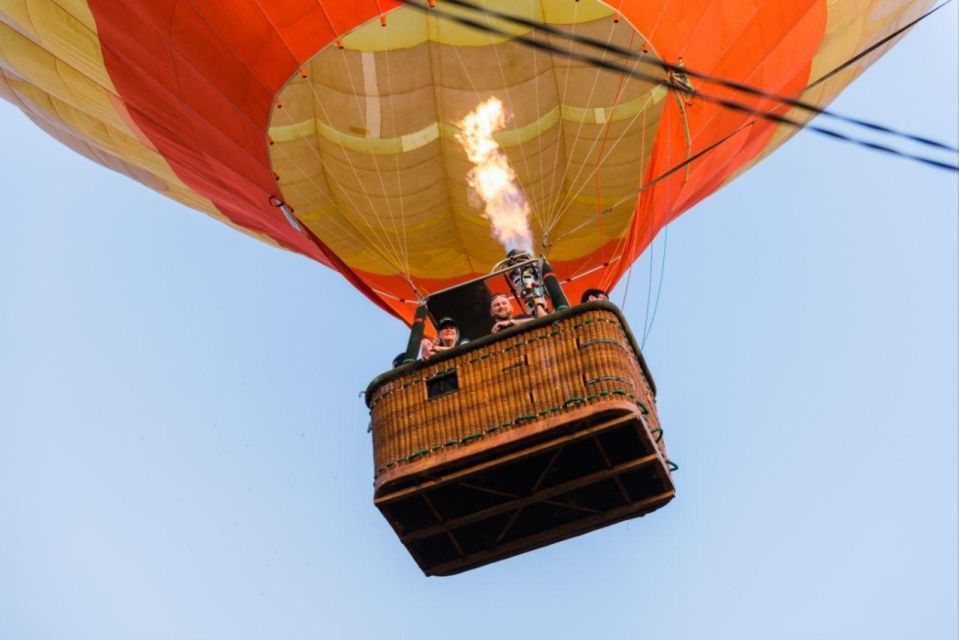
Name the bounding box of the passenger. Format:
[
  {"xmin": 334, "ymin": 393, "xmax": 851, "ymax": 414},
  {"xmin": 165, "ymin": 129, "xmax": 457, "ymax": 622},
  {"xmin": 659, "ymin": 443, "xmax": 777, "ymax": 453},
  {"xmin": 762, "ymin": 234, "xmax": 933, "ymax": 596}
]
[
  {"xmin": 580, "ymin": 288, "xmax": 608, "ymax": 303},
  {"xmin": 421, "ymin": 317, "xmax": 465, "ymax": 359},
  {"xmin": 490, "ymin": 293, "xmax": 532, "ymax": 333}
]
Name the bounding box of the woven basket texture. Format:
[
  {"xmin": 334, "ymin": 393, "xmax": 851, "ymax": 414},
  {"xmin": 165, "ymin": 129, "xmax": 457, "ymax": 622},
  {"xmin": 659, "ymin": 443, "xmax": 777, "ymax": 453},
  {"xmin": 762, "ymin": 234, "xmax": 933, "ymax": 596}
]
[{"xmin": 369, "ymin": 309, "xmax": 666, "ymax": 476}]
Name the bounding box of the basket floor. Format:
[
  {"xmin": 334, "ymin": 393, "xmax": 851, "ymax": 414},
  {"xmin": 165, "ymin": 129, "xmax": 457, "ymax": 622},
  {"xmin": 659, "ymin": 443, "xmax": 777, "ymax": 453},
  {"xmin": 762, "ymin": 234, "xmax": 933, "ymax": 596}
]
[{"xmin": 375, "ymin": 410, "xmax": 674, "ymax": 576}]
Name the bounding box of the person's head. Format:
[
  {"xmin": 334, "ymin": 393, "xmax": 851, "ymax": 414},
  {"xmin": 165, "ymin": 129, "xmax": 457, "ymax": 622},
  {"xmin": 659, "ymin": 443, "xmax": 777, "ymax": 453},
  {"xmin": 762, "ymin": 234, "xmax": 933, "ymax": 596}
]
[
  {"xmin": 489, "ymin": 293, "xmax": 514, "ymax": 321},
  {"xmin": 436, "ymin": 317, "xmax": 460, "ymax": 346},
  {"xmin": 580, "ymin": 288, "xmax": 608, "ymax": 304}
]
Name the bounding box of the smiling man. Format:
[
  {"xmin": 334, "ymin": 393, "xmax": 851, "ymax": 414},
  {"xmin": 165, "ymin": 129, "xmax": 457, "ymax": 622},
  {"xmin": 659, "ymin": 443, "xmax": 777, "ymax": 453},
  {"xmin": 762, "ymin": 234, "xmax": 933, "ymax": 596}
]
[{"xmin": 489, "ymin": 293, "xmax": 533, "ymax": 334}]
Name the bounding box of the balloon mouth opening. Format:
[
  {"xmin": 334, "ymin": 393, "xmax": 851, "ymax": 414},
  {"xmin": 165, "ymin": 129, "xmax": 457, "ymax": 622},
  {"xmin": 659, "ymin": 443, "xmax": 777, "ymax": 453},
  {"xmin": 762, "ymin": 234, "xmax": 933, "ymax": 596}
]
[{"xmin": 265, "ymin": 0, "xmax": 660, "ymax": 288}]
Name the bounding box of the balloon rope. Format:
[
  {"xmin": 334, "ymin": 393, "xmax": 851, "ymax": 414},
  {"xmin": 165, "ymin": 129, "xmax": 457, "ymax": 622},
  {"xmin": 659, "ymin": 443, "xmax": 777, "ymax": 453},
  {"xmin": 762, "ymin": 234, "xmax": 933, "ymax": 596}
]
[
  {"xmin": 641, "ymin": 230, "xmax": 655, "ymax": 343},
  {"xmin": 485, "ymin": 0, "xmax": 541, "ymax": 232},
  {"xmin": 619, "ymin": 261, "xmax": 634, "ymax": 310},
  {"xmin": 435, "ymin": 16, "xmax": 508, "ymax": 274},
  {"xmin": 547, "ymin": 120, "xmax": 749, "ymax": 294},
  {"xmin": 378, "ymin": 32, "xmax": 429, "ymax": 293},
  {"xmin": 549, "ymin": 122, "xmax": 754, "ymax": 249},
  {"xmin": 333, "ymin": 49, "xmax": 414, "ymax": 277},
  {"xmin": 539, "ymin": 0, "xmax": 582, "ymax": 234},
  {"xmin": 270, "ymin": 138, "xmax": 414, "ymax": 281},
  {"xmin": 543, "ymin": 31, "xmax": 655, "ymax": 243},
  {"xmin": 642, "ymin": 226, "xmax": 668, "ymax": 349},
  {"xmin": 539, "ymin": 6, "xmax": 626, "ymax": 232}
]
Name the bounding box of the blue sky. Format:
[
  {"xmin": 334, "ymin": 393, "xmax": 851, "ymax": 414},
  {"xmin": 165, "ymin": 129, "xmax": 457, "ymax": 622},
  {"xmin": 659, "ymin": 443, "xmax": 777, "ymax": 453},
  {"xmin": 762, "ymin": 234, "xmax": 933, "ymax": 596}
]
[{"xmin": 1, "ymin": 9, "xmax": 956, "ymax": 640}]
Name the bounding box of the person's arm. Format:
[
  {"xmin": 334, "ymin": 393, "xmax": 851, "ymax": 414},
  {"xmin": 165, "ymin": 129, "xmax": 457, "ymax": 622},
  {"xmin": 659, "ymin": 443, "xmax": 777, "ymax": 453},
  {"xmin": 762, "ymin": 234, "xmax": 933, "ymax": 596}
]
[
  {"xmin": 491, "ymin": 320, "xmax": 511, "ymax": 333},
  {"xmin": 492, "ymin": 316, "xmax": 532, "ymax": 333}
]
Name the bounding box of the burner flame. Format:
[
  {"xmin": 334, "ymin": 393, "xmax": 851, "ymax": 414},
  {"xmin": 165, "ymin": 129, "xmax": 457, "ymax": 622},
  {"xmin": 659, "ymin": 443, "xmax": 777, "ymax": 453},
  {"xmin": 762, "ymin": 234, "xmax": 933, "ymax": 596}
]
[{"xmin": 455, "ymin": 97, "xmax": 533, "ymax": 254}]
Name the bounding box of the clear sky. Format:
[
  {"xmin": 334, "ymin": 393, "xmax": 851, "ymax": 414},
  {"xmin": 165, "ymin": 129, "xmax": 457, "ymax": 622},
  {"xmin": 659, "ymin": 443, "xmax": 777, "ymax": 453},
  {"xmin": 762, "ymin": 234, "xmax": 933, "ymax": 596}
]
[{"xmin": 1, "ymin": 9, "xmax": 957, "ymax": 640}]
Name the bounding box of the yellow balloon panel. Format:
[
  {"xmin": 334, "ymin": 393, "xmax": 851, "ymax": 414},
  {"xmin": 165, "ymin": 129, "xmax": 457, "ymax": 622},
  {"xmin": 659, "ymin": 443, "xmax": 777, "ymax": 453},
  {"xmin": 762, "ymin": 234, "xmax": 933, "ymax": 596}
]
[{"xmin": 0, "ymin": 0, "xmax": 249, "ymax": 243}]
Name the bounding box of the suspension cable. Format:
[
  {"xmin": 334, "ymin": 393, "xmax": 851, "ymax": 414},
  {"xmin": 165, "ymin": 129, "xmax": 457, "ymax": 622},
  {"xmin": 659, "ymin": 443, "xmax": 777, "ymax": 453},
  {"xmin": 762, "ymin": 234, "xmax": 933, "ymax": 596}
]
[{"xmin": 642, "ymin": 226, "xmax": 669, "ymax": 348}]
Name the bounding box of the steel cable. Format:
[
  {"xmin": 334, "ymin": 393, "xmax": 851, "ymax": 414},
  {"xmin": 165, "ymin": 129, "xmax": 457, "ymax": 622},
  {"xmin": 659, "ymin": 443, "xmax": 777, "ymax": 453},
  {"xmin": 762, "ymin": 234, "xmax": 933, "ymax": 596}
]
[{"xmin": 398, "ymin": 0, "xmax": 958, "ymax": 172}]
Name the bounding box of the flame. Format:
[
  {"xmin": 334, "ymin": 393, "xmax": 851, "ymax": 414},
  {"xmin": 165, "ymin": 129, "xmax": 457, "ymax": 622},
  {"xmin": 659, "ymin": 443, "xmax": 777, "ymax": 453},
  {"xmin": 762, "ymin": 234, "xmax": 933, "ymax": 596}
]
[{"xmin": 455, "ymin": 97, "xmax": 533, "ymax": 254}]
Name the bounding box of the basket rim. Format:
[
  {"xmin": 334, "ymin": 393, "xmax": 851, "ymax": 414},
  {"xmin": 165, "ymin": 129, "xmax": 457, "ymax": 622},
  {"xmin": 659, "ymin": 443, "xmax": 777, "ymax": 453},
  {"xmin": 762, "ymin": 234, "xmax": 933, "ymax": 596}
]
[{"xmin": 364, "ymin": 301, "xmax": 656, "ymax": 405}]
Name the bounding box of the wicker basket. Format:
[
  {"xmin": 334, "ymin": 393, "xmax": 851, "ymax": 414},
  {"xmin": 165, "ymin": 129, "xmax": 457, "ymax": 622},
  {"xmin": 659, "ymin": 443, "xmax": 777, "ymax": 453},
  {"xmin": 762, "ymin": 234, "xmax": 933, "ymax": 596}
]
[{"xmin": 365, "ymin": 301, "xmax": 674, "ymax": 575}]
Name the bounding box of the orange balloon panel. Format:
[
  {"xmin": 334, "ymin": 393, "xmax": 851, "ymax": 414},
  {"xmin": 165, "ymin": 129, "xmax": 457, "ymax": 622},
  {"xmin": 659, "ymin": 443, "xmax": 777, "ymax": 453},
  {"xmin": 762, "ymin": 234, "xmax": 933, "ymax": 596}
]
[{"xmin": 0, "ymin": 0, "xmax": 934, "ymax": 323}]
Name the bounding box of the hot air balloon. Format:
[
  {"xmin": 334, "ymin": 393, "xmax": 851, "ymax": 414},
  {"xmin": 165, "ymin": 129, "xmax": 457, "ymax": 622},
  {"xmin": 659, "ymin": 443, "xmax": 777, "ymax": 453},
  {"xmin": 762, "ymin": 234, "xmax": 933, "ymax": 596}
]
[{"xmin": 0, "ymin": 0, "xmax": 937, "ymax": 575}]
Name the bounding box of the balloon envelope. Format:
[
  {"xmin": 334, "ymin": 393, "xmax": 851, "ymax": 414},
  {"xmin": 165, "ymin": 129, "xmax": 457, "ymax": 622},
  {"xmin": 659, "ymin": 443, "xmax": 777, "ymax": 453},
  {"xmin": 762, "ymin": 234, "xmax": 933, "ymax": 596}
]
[{"xmin": 0, "ymin": 0, "xmax": 933, "ymax": 322}]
